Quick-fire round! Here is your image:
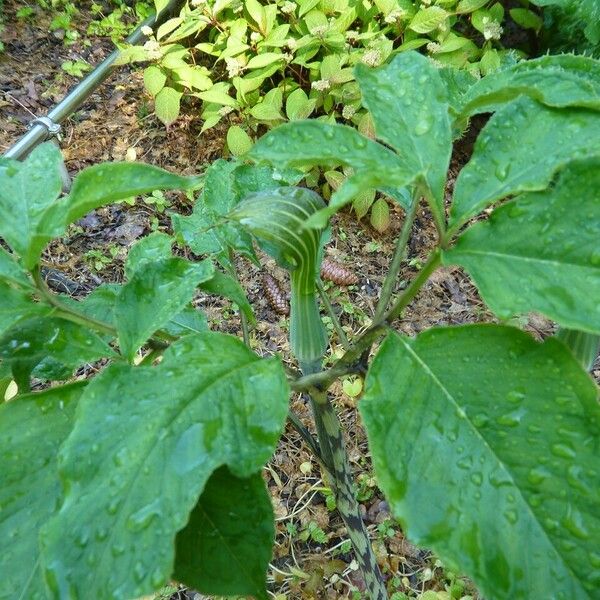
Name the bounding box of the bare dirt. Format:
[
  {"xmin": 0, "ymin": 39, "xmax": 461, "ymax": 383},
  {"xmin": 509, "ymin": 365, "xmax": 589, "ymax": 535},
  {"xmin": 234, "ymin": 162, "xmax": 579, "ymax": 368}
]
[{"xmin": 2, "ymin": 2, "xmax": 598, "ymax": 599}]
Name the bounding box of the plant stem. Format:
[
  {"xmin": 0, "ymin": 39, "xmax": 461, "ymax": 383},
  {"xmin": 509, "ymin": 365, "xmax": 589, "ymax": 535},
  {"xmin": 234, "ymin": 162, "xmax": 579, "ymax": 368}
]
[
  {"xmin": 308, "ymin": 387, "xmax": 387, "ymax": 599},
  {"xmin": 384, "ymin": 249, "xmax": 441, "ymax": 322},
  {"xmin": 287, "ymin": 408, "xmax": 328, "ymax": 472},
  {"xmin": 317, "ymin": 278, "xmax": 350, "ymax": 351},
  {"xmin": 300, "ymin": 360, "xmax": 387, "ymax": 599},
  {"xmin": 373, "ymin": 192, "xmax": 420, "ymax": 322},
  {"xmin": 292, "ymin": 250, "xmax": 441, "ymax": 394},
  {"xmin": 227, "ymin": 250, "xmax": 251, "ymax": 347}
]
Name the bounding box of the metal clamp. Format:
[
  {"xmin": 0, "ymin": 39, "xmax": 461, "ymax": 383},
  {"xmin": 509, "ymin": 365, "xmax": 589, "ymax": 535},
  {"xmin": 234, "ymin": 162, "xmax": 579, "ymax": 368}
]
[{"xmin": 31, "ymin": 116, "xmax": 62, "ymax": 139}]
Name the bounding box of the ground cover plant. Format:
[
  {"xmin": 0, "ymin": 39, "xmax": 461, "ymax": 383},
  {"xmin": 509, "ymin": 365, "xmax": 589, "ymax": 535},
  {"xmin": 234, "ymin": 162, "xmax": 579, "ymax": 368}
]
[{"xmin": 1, "ymin": 48, "xmax": 600, "ymax": 600}]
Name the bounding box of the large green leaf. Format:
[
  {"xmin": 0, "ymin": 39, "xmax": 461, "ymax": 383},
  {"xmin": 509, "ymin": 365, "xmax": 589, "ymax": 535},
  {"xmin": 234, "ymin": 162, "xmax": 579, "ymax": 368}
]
[
  {"xmin": 459, "ymin": 54, "xmax": 600, "ymax": 118},
  {"xmin": 65, "ymin": 162, "xmax": 200, "ymax": 225},
  {"xmin": 41, "ymin": 332, "xmax": 288, "ymax": 600},
  {"xmin": 450, "ymin": 97, "xmax": 600, "ymax": 228},
  {"xmin": 116, "ymin": 258, "xmax": 214, "ymax": 360},
  {"xmin": 0, "ymin": 144, "xmax": 63, "ymax": 266},
  {"xmin": 0, "ymin": 383, "xmax": 85, "ymax": 600},
  {"xmin": 249, "ymin": 121, "xmax": 418, "ymax": 226},
  {"xmin": 174, "ymin": 467, "xmax": 273, "ymax": 599},
  {"xmin": 355, "ymin": 52, "xmax": 452, "ymax": 229},
  {"xmin": 361, "ymin": 325, "xmax": 600, "ymax": 600},
  {"xmin": 444, "ymin": 161, "xmax": 600, "ymax": 333}
]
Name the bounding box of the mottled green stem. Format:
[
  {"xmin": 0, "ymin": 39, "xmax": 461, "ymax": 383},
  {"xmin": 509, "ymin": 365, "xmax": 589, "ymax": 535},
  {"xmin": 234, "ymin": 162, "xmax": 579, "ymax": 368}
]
[
  {"xmin": 309, "ymin": 387, "xmax": 387, "ymax": 599},
  {"xmin": 302, "ymin": 361, "xmax": 387, "ymax": 599},
  {"xmin": 374, "ymin": 191, "xmax": 420, "ymax": 322}
]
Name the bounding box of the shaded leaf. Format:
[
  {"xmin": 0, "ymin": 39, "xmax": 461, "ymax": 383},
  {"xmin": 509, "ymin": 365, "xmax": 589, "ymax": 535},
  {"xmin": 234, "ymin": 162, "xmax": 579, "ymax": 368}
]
[
  {"xmin": 41, "ymin": 333, "xmax": 288, "ymax": 600},
  {"xmin": 174, "ymin": 467, "xmax": 273, "ymax": 600},
  {"xmin": 361, "ymin": 325, "xmax": 600, "ymax": 600},
  {"xmin": 0, "ymin": 143, "xmax": 63, "ymax": 267},
  {"xmin": 0, "ymin": 383, "xmax": 85, "ymax": 600},
  {"xmin": 116, "ymin": 258, "xmax": 214, "ymax": 360},
  {"xmin": 450, "ymin": 97, "xmax": 600, "ymax": 227},
  {"xmin": 125, "ymin": 231, "xmax": 174, "ymax": 279},
  {"xmin": 355, "ymin": 52, "xmax": 452, "ymax": 227},
  {"xmin": 445, "ymin": 160, "xmax": 600, "ymax": 332}
]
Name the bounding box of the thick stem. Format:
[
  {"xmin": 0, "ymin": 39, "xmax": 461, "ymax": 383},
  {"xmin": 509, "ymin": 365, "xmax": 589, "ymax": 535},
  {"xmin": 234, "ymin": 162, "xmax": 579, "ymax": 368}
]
[
  {"xmin": 309, "ymin": 389, "xmax": 387, "ymax": 599},
  {"xmin": 301, "ymin": 361, "xmax": 387, "ymax": 599},
  {"xmin": 317, "ymin": 278, "xmax": 350, "ymax": 351},
  {"xmin": 373, "ymin": 192, "xmax": 420, "ymax": 322}
]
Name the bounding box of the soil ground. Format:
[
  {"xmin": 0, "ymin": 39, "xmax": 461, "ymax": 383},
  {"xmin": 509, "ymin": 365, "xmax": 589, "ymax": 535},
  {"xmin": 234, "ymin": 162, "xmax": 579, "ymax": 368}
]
[{"xmin": 1, "ymin": 2, "xmax": 598, "ymax": 599}]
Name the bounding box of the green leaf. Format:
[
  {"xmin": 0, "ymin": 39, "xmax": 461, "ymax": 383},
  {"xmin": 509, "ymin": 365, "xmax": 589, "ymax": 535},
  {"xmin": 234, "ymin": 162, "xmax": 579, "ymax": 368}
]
[
  {"xmin": 116, "ymin": 258, "xmax": 214, "ymax": 359},
  {"xmin": 370, "ymin": 197, "xmax": 390, "ymax": 233},
  {"xmin": 0, "ymin": 247, "xmax": 34, "ymax": 289},
  {"xmin": 450, "ymin": 97, "xmax": 600, "ymax": 228},
  {"xmin": 456, "ymin": 0, "xmax": 489, "ymax": 14},
  {"xmin": 249, "ymin": 121, "xmax": 417, "ymax": 225},
  {"xmin": 361, "ymin": 325, "xmax": 600, "ymax": 600},
  {"xmin": 155, "ymin": 86, "xmax": 183, "ymax": 126},
  {"xmin": 459, "ymin": 55, "xmax": 600, "ymax": 118},
  {"xmin": 66, "ymin": 162, "xmax": 199, "ymax": 226},
  {"xmin": 0, "ymin": 316, "xmax": 116, "ymax": 382},
  {"xmin": 125, "ymin": 231, "xmax": 174, "ymax": 279},
  {"xmin": 199, "ymin": 270, "xmax": 255, "ymax": 324},
  {"xmin": 408, "ymin": 6, "xmax": 448, "ymax": 33},
  {"xmin": 162, "ymin": 305, "xmax": 208, "ymax": 337},
  {"xmin": 41, "ymin": 332, "xmax": 288, "ymax": 600},
  {"xmin": 445, "ymin": 160, "xmax": 600, "ymax": 332},
  {"xmin": 509, "ymin": 7, "xmax": 542, "ymax": 30},
  {"xmin": 0, "ymin": 283, "xmax": 51, "ymax": 337},
  {"xmin": 174, "ymin": 467, "xmax": 273, "ymax": 599},
  {"xmin": 0, "ymin": 383, "xmax": 85, "ymax": 600},
  {"xmin": 227, "ymin": 125, "xmax": 254, "ymax": 157},
  {"xmin": 355, "ymin": 52, "xmax": 452, "ymax": 229},
  {"xmin": 556, "ymin": 329, "xmax": 600, "ymax": 372},
  {"xmin": 285, "ymin": 88, "xmax": 316, "ymax": 120},
  {"xmin": 0, "ymin": 143, "xmax": 63, "ymax": 267},
  {"xmin": 143, "ymin": 65, "xmax": 167, "ymax": 96}
]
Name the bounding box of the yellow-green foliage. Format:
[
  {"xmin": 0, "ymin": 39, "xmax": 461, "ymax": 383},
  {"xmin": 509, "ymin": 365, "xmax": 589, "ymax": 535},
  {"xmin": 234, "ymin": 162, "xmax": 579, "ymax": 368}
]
[{"xmin": 122, "ymin": 0, "xmax": 527, "ymax": 130}]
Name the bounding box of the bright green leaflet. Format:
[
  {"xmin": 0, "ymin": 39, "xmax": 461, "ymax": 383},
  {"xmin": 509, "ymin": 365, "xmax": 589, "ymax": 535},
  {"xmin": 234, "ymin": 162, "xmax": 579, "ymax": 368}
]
[
  {"xmin": 116, "ymin": 258, "xmax": 214, "ymax": 360},
  {"xmin": 229, "ymin": 186, "xmax": 327, "ymax": 365},
  {"xmin": 444, "ymin": 160, "xmax": 600, "ymax": 333},
  {"xmin": 249, "ymin": 121, "xmax": 417, "ymax": 228},
  {"xmin": 174, "ymin": 467, "xmax": 273, "ymax": 600},
  {"xmin": 458, "ymin": 54, "xmax": 600, "ymax": 117},
  {"xmin": 0, "ymin": 144, "xmax": 63, "ymax": 268},
  {"xmin": 361, "ymin": 325, "xmax": 600, "ymax": 600},
  {"xmin": 41, "ymin": 332, "xmax": 289, "ymax": 600},
  {"xmin": 124, "ymin": 231, "xmax": 174, "ymax": 279},
  {"xmin": 450, "ymin": 97, "xmax": 600, "ymax": 228},
  {"xmin": 0, "ymin": 383, "xmax": 85, "ymax": 600},
  {"xmin": 355, "ymin": 52, "xmax": 452, "ymax": 230}
]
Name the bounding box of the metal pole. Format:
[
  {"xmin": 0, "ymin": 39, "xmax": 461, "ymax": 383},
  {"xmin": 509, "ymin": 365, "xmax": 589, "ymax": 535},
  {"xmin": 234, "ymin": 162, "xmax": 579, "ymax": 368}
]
[{"xmin": 3, "ymin": 0, "xmax": 187, "ymax": 160}]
